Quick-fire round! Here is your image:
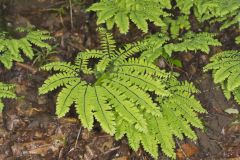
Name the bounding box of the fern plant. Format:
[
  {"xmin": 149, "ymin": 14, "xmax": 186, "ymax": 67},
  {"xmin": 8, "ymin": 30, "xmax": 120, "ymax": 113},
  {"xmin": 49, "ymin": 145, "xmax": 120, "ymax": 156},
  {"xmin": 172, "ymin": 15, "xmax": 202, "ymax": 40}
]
[
  {"xmin": 141, "ymin": 31, "xmax": 221, "ymax": 63},
  {"xmin": 204, "ymin": 50, "xmax": 240, "ymax": 104},
  {"xmin": 87, "ymin": 0, "xmax": 170, "ymax": 33},
  {"xmin": 88, "ymin": 0, "xmax": 239, "ymax": 34},
  {"xmin": 176, "ymin": 0, "xmax": 240, "ymax": 30},
  {"xmin": 0, "ymin": 82, "xmax": 16, "ymax": 111},
  {"xmin": 39, "ymin": 28, "xmax": 206, "ymax": 159},
  {"xmin": 0, "ymin": 27, "xmax": 52, "ymax": 69}
]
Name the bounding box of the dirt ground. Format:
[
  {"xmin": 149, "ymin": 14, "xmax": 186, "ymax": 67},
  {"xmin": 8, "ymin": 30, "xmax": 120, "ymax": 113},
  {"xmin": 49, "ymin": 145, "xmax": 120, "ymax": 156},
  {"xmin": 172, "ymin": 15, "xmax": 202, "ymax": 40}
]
[{"xmin": 0, "ymin": 0, "xmax": 240, "ymax": 159}]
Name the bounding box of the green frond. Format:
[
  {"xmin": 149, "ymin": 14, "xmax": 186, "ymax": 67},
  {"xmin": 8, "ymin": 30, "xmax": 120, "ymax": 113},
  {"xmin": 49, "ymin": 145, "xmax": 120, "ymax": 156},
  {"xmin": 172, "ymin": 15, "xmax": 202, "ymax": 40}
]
[
  {"xmin": 75, "ymin": 50, "xmax": 104, "ymax": 74},
  {"xmin": 0, "ymin": 82, "xmax": 16, "ymax": 111},
  {"xmin": 236, "ymin": 36, "xmax": 240, "ymax": 45},
  {"xmin": 0, "ymin": 52, "xmax": 15, "ymax": 69},
  {"xmin": 141, "ymin": 31, "xmax": 220, "ymax": 63},
  {"xmin": 75, "ymin": 85, "xmax": 95, "ymax": 130},
  {"xmin": 107, "ymin": 78, "xmax": 161, "ymax": 118},
  {"xmin": 91, "ymin": 86, "xmax": 115, "ymax": 135},
  {"xmin": 130, "ymin": 11, "xmax": 148, "ymax": 33},
  {"xmin": 205, "ymin": 50, "xmax": 240, "ymax": 105},
  {"xmin": 116, "ymin": 41, "xmax": 147, "ymax": 61},
  {"xmin": 18, "ymin": 38, "xmax": 34, "ymax": 59},
  {"xmin": 164, "ymin": 32, "xmax": 221, "ymax": 56},
  {"xmin": 175, "ymin": 0, "xmax": 239, "ymax": 30},
  {"xmin": 98, "ymin": 27, "xmax": 116, "ymax": 57},
  {"xmin": 115, "ymin": 12, "xmax": 130, "ymax": 34},
  {"xmin": 112, "ymin": 70, "xmax": 170, "ymax": 96},
  {"xmin": 56, "ymin": 80, "xmax": 83, "ymax": 117},
  {"xmin": 101, "ymin": 84, "xmax": 147, "ymax": 131},
  {"xmin": 26, "ymin": 30, "xmax": 52, "ymax": 50},
  {"xmin": 115, "ymin": 58, "xmax": 169, "ymax": 78},
  {"xmin": 41, "ymin": 62, "xmax": 79, "ymax": 75},
  {"xmin": 176, "ymin": 0, "xmax": 194, "ymax": 14},
  {"xmin": 0, "ymin": 27, "xmax": 52, "ymax": 69},
  {"xmin": 96, "ymin": 58, "xmax": 112, "ymax": 72},
  {"xmin": 88, "ymin": 0, "xmax": 168, "ymax": 33},
  {"xmin": 39, "ymin": 73, "xmax": 80, "ymax": 94},
  {"xmin": 233, "ymin": 88, "xmax": 240, "ymax": 104},
  {"xmin": 162, "ymin": 15, "xmax": 191, "ymax": 38}
]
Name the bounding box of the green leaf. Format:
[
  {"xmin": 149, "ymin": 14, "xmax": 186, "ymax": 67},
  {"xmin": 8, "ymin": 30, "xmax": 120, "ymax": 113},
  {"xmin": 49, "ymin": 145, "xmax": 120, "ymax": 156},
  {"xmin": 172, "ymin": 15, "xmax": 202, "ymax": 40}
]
[
  {"xmin": 130, "ymin": 12, "xmax": 148, "ymax": 33},
  {"xmin": 115, "ymin": 12, "xmax": 129, "ymax": 34}
]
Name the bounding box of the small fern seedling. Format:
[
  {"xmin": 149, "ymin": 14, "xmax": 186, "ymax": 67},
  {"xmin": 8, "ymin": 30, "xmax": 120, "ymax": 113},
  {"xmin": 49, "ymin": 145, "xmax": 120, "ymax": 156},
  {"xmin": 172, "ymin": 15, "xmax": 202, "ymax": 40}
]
[
  {"xmin": 39, "ymin": 28, "xmax": 206, "ymax": 159},
  {"xmin": 0, "ymin": 27, "xmax": 52, "ymax": 69},
  {"xmin": 0, "ymin": 82, "xmax": 16, "ymax": 111},
  {"xmin": 204, "ymin": 50, "xmax": 240, "ymax": 104}
]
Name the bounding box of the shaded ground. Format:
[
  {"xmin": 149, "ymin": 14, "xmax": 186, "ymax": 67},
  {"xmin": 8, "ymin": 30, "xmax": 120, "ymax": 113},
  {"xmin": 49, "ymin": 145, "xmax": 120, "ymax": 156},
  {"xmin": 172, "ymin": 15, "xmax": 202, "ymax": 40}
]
[{"xmin": 0, "ymin": 0, "xmax": 240, "ymax": 159}]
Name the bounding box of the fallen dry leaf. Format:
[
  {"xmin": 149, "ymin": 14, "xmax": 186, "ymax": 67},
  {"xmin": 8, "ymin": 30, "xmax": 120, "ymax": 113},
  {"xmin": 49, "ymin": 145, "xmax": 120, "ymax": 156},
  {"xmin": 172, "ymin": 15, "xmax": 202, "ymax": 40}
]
[{"xmin": 176, "ymin": 143, "xmax": 199, "ymax": 160}]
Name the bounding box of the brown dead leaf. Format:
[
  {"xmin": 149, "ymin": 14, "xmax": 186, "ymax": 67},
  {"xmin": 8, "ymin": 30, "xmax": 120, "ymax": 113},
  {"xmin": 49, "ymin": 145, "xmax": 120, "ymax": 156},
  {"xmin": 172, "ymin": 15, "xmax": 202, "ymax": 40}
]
[{"xmin": 176, "ymin": 143, "xmax": 199, "ymax": 160}]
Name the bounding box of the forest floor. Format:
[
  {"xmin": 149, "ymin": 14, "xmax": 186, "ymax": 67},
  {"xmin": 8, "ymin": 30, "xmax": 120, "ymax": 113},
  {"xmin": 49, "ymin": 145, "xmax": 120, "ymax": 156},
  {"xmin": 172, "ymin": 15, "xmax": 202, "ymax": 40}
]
[{"xmin": 0, "ymin": 0, "xmax": 240, "ymax": 160}]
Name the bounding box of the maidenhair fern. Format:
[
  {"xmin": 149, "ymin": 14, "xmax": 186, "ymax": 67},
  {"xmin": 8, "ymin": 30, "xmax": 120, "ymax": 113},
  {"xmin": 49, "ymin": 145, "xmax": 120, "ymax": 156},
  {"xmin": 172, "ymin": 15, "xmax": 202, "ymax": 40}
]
[
  {"xmin": 174, "ymin": 0, "xmax": 240, "ymax": 30},
  {"xmin": 88, "ymin": 0, "xmax": 239, "ymax": 33},
  {"xmin": 141, "ymin": 31, "xmax": 221, "ymax": 63},
  {"xmin": 192, "ymin": 0, "xmax": 240, "ymax": 30},
  {"xmin": 87, "ymin": 0, "xmax": 170, "ymax": 33},
  {"xmin": 0, "ymin": 27, "xmax": 52, "ymax": 69},
  {"xmin": 0, "ymin": 82, "xmax": 16, "ymax": 111},
  {"xmin": 39, "ymin": 28, "xmax": 206, "ymax": 159},
  {"xmin": 204, "ymin": 50, "xmax": 240, "ymax": 104},
  {"xmin": 162, "ymin": 15, "xmax": 191, "ymax": 39}
]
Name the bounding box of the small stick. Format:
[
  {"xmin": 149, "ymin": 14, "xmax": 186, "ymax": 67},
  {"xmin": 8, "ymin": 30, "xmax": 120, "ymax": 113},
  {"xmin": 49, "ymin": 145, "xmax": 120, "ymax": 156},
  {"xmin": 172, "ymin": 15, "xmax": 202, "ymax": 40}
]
[
  {"xmin": 103, "ymin": 146, "xmax": 120, "ymax": 155},
  {"xmin": 74, "ymin": 126, "xmax": 82, "ymax": 148},
  {"xmin": 15, "ymin": 62, "xmax": 38, "ymax": 74},
  {"xmin": 69, "ymin": 0, "xmax": 74, "ymax": 30},
  {"xmin": 176, "ymin": 139, "xmax": 191, "ymax": 160}
]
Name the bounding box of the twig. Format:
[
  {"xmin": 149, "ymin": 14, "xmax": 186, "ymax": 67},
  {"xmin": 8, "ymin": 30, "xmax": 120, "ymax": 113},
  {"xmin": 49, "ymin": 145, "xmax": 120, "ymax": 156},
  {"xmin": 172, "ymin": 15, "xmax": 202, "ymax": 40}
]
[
  {"xmin": 15, "ymin": 62, "xmax": 38, "ymax": 74},
  {"xmin": 74, "ymin": 126, "xmax": 82, "ymax": 148},
  {"xmin": 176, "ymin": 139, "xmax": 191, "ymax": 160},
  {"xmin": 103, "ymin": 146, "xmax": 120, "ymax": 155},
  {"xmin": 59, "ymin": 12, "xmax": 66, "ymax": 28},
  {"xmin": 69, "ymin": 0, "xmax": 74, "ymax": 30}
]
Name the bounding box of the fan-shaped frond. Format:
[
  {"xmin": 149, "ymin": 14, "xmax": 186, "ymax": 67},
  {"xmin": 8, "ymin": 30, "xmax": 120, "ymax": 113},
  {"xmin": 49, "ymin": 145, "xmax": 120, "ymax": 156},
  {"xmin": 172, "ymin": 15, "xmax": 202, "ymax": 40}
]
[{"xmin": 0, "ymin": 27, "xmax": 52, "ymax": 69}]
